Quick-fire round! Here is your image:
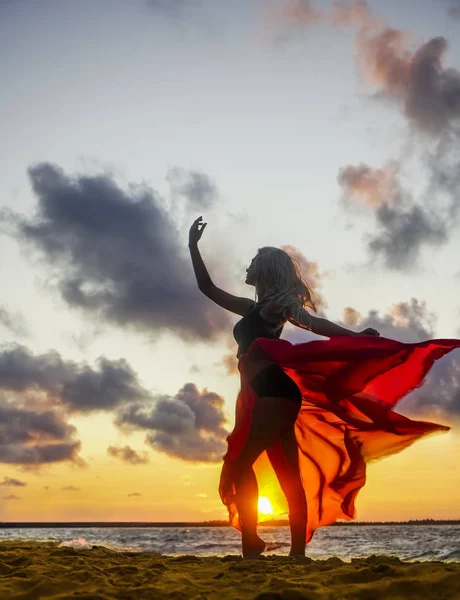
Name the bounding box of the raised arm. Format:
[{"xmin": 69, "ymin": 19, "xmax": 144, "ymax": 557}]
[
  {"xmin": 286, "ymin": 305, "xmax": 379, "ymax": 337},
  {"xmin": 188, "ymin": 217, "xmax": 254, "ymax": 317}
]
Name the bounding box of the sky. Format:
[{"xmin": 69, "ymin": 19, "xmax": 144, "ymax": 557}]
[{"xmin": 1, "ymin": 0, "xmax": 460, "ymax": 523}]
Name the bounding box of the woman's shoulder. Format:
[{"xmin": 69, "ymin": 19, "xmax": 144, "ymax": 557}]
[{"xmin": 258, "ymin": 299, "xmax": 287, "ymax": 324}]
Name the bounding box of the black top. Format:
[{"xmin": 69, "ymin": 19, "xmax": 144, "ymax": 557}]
[{"xmin": 233, "ymin": 302, "xmax": 284, "ymax": 358}]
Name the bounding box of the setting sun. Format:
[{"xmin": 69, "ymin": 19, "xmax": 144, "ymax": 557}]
[{"xmin": 258, "ymin": 496, "xmax": 274, "ymax": 515}]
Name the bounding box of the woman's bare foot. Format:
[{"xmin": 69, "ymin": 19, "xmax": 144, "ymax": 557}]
[{"xmin": 242, "ymin": 533, "xmax": 266, "ymax": 558}]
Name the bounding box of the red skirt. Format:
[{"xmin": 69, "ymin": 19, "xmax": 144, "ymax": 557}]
[{"xmin": 218, "ymin": 335, "xmax": 460, "ymax": 543}]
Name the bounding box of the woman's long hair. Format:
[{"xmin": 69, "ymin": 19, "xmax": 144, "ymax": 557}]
[{"xmin": 253, "ymin": 246, "xmax": 317, "ymax": 315}]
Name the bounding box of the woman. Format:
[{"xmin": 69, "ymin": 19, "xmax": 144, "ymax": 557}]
[{"xmin": 189, "ymin": 216, "xmax": 459, "ymax": 558}]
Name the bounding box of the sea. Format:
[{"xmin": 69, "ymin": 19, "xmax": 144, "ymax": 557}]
[{"xmin": 1, "ymin": 525, "xmax": 459, "ymax": 562}]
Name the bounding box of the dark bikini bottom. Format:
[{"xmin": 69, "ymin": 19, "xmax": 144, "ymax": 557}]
[{"xmin": 250, "ymin": 364, "xmax": 302, "ymax": 404}]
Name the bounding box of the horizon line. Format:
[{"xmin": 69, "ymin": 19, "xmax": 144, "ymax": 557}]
[{"xmin": 1, "ymin": 518, "xmax": 459, "ymax": 529}]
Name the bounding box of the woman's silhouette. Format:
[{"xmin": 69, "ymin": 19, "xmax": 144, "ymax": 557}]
[{"xmin": 189, "ymin": 216, "xmax": 459, "ymax": 558}]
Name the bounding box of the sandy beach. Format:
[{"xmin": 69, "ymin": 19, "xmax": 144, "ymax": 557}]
[{"xmin": 0, "ymin": 541, "xmax": 459, "ymax": 599}]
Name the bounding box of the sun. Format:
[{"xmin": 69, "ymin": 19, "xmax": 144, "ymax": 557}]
[{"xmin": 258, "ymin": 496, "xmax": 274, "ymax": 515}]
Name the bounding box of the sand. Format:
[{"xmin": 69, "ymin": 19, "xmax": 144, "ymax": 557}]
[{"xmin": 0, "ymin": 541, "xmax": 459, "ymax": 600}]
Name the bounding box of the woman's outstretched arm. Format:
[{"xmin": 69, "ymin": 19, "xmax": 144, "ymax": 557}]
[
  {"xmin": 287, "ymin": 305, "xmax": 379, "ymax": 337},
  {"xmin": 189, "ymin": 217, "xmax": 254, "ymax": 317}
]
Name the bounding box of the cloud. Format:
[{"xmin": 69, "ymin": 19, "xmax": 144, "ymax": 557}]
[
  {"xmin": 0, "ymin": 343, "xmax": 150, "ymax": 468},
  {"xmin": 115, "ymin": 383, "xmax": 228, "ymax": 463},
  {"xmin": 107, "ymin": 445, "xmax": 149, "ymax": 465},
  {"xmin": 367, "ymin": 203, "xmax": 447, "ymax": 269},
  {"xmin": 0, "ymin": 307, "xmax": 28, "ymax": 337},
  {"xmin": 274, "ymin": 2, "xmax": 460, "ymax": 267},
  {"xmin": 196, "ymin": 493, "xmax": 208, "ymax": 498},
  {"xmin": 401, "ymin": 350, "xmax": 460, "ymax": 421},
  {"xmin": 0, "ymin": 343, "xmax": 151, "ymax": 413},
  {"xmin": 325, "ymin": 303, "xmax": 460, "ymax": 421},
  {"xmin": 267, "ymin": 0, "xmax": 379, "ymax": 44},
  {"xmin": 270, "ymin": 0, "xmax": 323, "ymax": 31},
  {"xmin": 0, "ymin": 477, "xmax": 26, "ymax": 487},
  {"xmin": 343, "ymin": 293, "xmax": 458, "ymax": 422},
  {"xmin": 357, "ymin": 32, "xmax": 460, "ymax": 137},
  {"xmin": 62, "ymin": 486, "xmax": 80, "ymax": 491},
  {"xmin": 167, "ymin": 167, "xmax": 218, "ymax": 211},
  {"xmin": 336, "ymin": 4, "xmax": 460, "ymax": 240},
  {"xmin": 128, "ymin": 492, "xmax": 142, "ymax": 497},
  {"xmin": 338, "ymin": 160, "xmax": 451, "ymax": 269},
  {"xmin": 3, "ymin": 494, "xmax": 20, "ymax": 500},
  {"xmin": 1, "ymin": 163, "xmax": 230, "ymax": 342},
  {"xmin": 220, "ymin": 348, "xmax": 239, "ymax": 376},
  {"xmin": 0, "ymin": 343, "xmax": 229, "ymax": 465},
  {"xmin": 0, "ymin": 402, "xmax": 82, "ymax": 466},
  {"xmin": 273, "ymin": 1, "xmax": 460, "ymax": 138},
  {"xmin": 60, "ymin": 357, "xmax": 150, "ymax": 413},
  {"xmin": 340, "ymin": 298, "xmax": 435, "ymax": 342},
  {"xmin": 437, "ymin": 0, "xmax": 460, "ymax": 19},
  {"xmin": 338, "ymin": 162, "xmax": 401, "ymax": 208}
]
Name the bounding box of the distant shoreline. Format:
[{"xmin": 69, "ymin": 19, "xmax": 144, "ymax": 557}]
[{"xmin": 1, "ymin": 519, "xmax": 459, "ymax": 529}]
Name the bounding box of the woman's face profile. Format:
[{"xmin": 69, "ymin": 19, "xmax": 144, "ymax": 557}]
[{"xmin": 245, "ymin": 257, "xmax": 257, "ymax": 286}]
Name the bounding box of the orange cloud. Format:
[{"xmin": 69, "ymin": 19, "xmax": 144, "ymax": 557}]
[{"xmin": 338, "ymin": 162, "xmax": 400, "ymax": 207}]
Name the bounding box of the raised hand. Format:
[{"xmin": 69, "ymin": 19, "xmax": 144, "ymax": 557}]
[{"xmin": 189, "ymin": 216, "xmax": 207, "ymax": 247}]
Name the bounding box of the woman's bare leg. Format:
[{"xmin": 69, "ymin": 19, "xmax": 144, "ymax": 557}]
[
  {"xmin": 234, "ymin": 395, "xmax": 300, "ymax": 557},
  {"xmin": 267, "ymin": 419, "xmax": 307, "ymax": 556}
]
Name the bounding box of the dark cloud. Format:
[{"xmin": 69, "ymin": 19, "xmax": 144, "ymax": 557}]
[
  {"xmin": 440, "ymin": 0, "xmax": 460, "ymax": 19},
  {"xmin": 273, "ymin": 3, "xmax": 460, "ymax": 266},
  {"xmin": 0, "ymin": 403, "xmax": 82, "ymax": 466},
  {"xmin": 340, "ymin": 298, "xmax": 435, "ymax": 343},
  {"xmin": 116, "ymin": 383, "xmax": 228, "ymax": 463},
  {"xmin": 357, "ymin": 31, "xmax": 460, "ymax": 137},
  {"xmin": 167, "ymin": 167, "xmax": 218, "ymax": 211},
  {"xmin": 0, "ymin": 343, "xmax": 229, "ymax": 465},
  {"xmin": 0, "ymin": 344, "xmax": 151, "ymax": 413},
  {"xmin": 339, "ymin": 6, "xmax": 460, "ymax": 238},
  {"xmin": 3, "ymin": 494, "xmax": 20, "ymax": 500},
  {"xmin": 61, "ymin": 357, "xmax": 150, "ymax": 413},
  {"xmin": 274, "ymin": 1, "xmax": 460, "ymax": 137},
  {"xmin": 276, "ymin": 1, "xmax": 460, "ymax": 136},
  {"xmin": 128, "ymin": 492, "xmax": 142, "ymax": 497},
  {"xmin": 0, "ymin": 476, "xmax": 26, "ymax": 487},
  {"xmin": 107, "ymin": 445, "xmax": 149, "ymax": 465},
  {"xmin": 1, "ymin": 163, "xmax": 229, "ymax": 342},
  {"xmin": 337, "ymin": 161, "xmax": 451, "ymax": 269},
  {"xmin": 425, "ymin": 135, "xmax": 460, "ymax": 218},
  {"xmin": 0, "ymin": 307, "xmax": 28, "ymax": 337},
  {"xmin": 62, "ymin": 486, "xmax": 80, "ymax": 491},
  {"xmin": 401, "ymin": 350, "xmax": 460, "ymax": 421},
  {"xmin": 368, "ymin": 202, "xmax": 447, "ymax": 270},
  {"xmin": 0, "ymin": 344, "xmax": 150, "ymax": 467}
]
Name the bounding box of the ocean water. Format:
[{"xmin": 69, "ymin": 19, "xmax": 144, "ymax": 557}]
[{"xmin": 1, "ymin": 525, "xmax": 459, "ymax": 562}]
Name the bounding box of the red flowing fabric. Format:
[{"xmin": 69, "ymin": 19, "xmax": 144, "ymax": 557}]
[{"xmin": 219, "ymin": 335, "xmax": 460, "ymax": 543}]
